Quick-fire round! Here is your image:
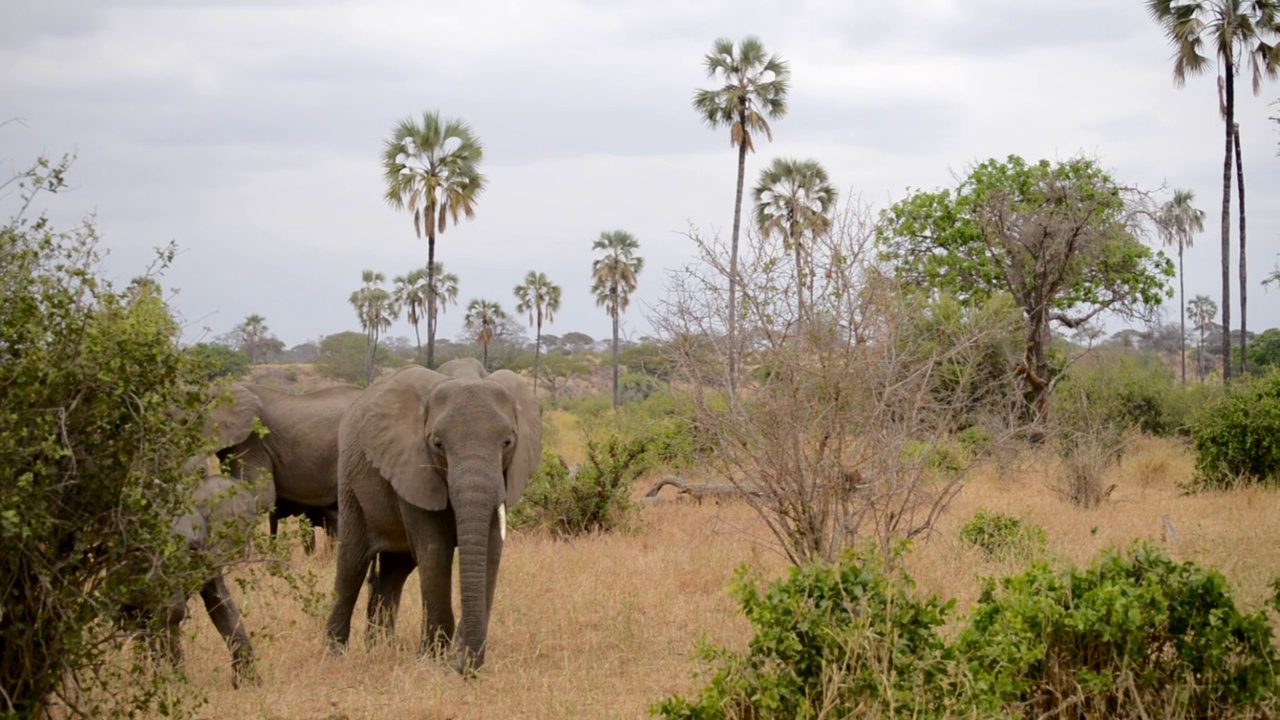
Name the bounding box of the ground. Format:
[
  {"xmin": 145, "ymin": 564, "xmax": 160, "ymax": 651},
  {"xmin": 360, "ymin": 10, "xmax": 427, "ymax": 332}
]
[{"xmin": 141, "ymin": 429, "xmax": 1280, "ymax": 720}]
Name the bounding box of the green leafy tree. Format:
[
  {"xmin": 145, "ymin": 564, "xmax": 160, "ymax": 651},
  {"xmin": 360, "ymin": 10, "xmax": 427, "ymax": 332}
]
[
  {"xmin": 349, "ymin": 270, "xmax": 398, "ymax": 383},
  {"xmin": 876, "ymin": 155, "xmax": 1174, "ymax": 422},
  {"xmin": 693, "ymin": 36, "xmax": 790, "ymax": 391},
  {"xmin": 186, "ymin": 342, "xmax": 251, "ymax": 379},
  {"xmin": 591, "ymin": 230, "xmax": 645, "ymax": 409},
  {"xmin": 1190, "ymin": 294, "xmax": 1219, "ymax": 382},
  {"xmin": 752, "ymin": 157, "xmax": 837, "ymax": 322},
  {"xmin": 513, "ymin": 270, "xmax": 562, "ymax": 396},
  {"xmin": 1247, "ymin": 327, "xmax": 1280, "ymax": 369},
  {"xmin": 315, "ymin": 331, "xmax": 404, "ymax": 384},
  {"xmin": 464, "ymin": 298, "xmax": 507, "ymax": 370},
  {"xmin": 0, "ymin": 152, "xmax": 212, "ymax": 716},
  {"xmin": 1148, "ymin": 0, "xmax": 1280, "ymax": 382},
  {"xmin": 381, "ymin": 110, "xmax": 485, "ymax": 369}
]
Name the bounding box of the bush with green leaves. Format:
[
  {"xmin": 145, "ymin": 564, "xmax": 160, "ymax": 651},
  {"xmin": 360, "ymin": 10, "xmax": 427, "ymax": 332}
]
[
  {"xmin": 1188, "ymin": 370, "xmax": 1280, "ymax": 487},
  {"xmin": 313, "ymin": 330, "xmax": 405, "ymax": 384},
  {"xmin": 959, "ymin": 509, "xmax": 1048, "ymax": 561},
  {"xmin": 958, "ymin": 543, "xmax": 1280, "ymax": 718},
  {"xmin": 651, "ymin": 545, "xmax": 965, "ymax": 720},
  {"xmin": 511, "ymin": 432, "xmax": 655, "ymax": 537},
  {"xmin": 1053, "ymin": 348, "xmax": 1182, "ymax": 437},
  {"xmin": 186, "ymin": 342, "xmax": 251, "ymax": 379},
  {"xmin": 0, "ymin": 152, "xmax": 214, "ymax": 717}
]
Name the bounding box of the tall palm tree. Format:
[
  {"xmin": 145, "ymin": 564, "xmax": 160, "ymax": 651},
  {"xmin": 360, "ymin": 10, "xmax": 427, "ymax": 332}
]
[
  {"xmin": 1159, "ymin": 189, "xmax": 1206, "ymax": 384},
  {"xmin": 693, "ymin": 36, "xmax": 790, "ymax": 391},
  {"xmin": 393, "ymin": 264, "xmax": 460, "ymax": 364},
  {"xmin": 513, "ymin": 270, "xmax": 562, "ymax": 396},
  {"xmin": 382, "ymin": 110, "xmax": 485, "ymax": 369},
  {"xmin": 350, "ymin": 270, "xmax": 397, "ymax": 383},
  {"xmin": 464, "ymin": 299, "xmax": 507, "ymax": 370},
  {"xmin": 752, "ymin": 157, "xmax": 838, "ymax": 323},
  {"xmin": 1189, "ymin": 294, "xmax": 1219, "ymax": 382},
  {"xmin": 1147, "ymin": 0, "xmax": 1280, "ymax": 383},
  {"xmin": 241, "ymin": 313, "xmax": 269, "ymax": 364},
  {"xmin": 590, "ymin": 230, "xmax": 645, "ymax": 409}
]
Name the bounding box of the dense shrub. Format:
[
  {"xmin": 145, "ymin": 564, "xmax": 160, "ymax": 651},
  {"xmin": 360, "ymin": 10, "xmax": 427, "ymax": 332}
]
[
  {"xmin": 651, "ymin": 546, "xmax": 964, "ymax": 719},
  {"xmin": 959, "ymin": 509, "xmax": 1048, "ymax": 561},
  {"xmin": 186, "ymin": 342, "xmax": 251, "ymax": 379},
  {"xmin": 959, "ymin": 543, "xmax": 1280, "ymax": 718},
  {"xmin": 1053, "ymin": 348, "xmax": 1182, "ymax": 437},
  {"xmin": 510, "ymin": 432, "xmax": 655, "ymax": 537},
  {"xmin": 1188, "ymin": 370, "xmax": 1280, "ymax": 487},
  {"xmin": 313, "ymin": 331, "xmax": 405, "ymax": 384}
]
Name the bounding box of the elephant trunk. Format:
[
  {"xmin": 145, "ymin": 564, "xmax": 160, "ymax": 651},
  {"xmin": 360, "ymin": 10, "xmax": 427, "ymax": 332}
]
[{"xmin": 449, "ymin": 459, "xmax": 504, "ymax": 675}]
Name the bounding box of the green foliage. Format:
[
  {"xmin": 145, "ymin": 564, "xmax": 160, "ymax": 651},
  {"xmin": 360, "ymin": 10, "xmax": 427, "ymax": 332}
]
[
  {"xmin": 959, "ymin": 509, "xmax": 1048, "ymax": 561},
  {"xmin": 186, "ymin": 342, "xmax": 251, "ymax": 380},
  {"xmin": 1188, "ymin": 370, "xmax": 1280, "ymax": 487},
  {"xmin": 314, "ymin": 330, "xmax": 405, "ymax": 384},
  {"xmin": 1053, "ymin": 348, "xmax": 1182, "ymax": 437},
  {"xmin": 958, "ymin": 543, "xmax": 1280, "ymax": 718},
  {"xmin": 651, "ymin": 545, "xmax": 963, "ymax": 720},
  {"xmin": 1248, "ymin": 327, "xmax": 1280, "ymax": 370},
  {"xmin": 619, "ymin": 371, "xmax": 662, "ymax": 402},
  {"xmin": 511, "ymin": 432, "xmax": 655, "ymax": 537},
  {"xmin": 615, "ymin": 391, "xmax": 713, "ymax": 471},
  {"xmin": 0, "ymin": 152, "xmax": 213, "ymax": 717}
]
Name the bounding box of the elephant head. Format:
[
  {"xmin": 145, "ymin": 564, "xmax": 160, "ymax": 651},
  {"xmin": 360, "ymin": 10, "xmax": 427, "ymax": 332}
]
[{"xmin": 326, "ymin": 364, "xmax": 541, "ymax": 674}]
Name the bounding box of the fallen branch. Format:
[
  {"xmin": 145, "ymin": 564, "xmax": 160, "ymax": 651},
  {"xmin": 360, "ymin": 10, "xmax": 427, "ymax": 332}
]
[{"xmin": 644, "ymin": 476, "xmax": 763, "ymax": 504}]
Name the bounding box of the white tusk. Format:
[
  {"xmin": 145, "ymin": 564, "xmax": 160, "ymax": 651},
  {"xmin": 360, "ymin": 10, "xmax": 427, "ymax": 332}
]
[{"xmin": 498, "ymin": 502, "xmax": 507, "ymax": 541}]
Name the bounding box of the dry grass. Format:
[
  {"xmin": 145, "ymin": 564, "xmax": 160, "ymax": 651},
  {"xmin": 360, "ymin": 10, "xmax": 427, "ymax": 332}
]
[{"xmin": 150, "ymin": 434, "xmax": 1280, "ymax": 719}]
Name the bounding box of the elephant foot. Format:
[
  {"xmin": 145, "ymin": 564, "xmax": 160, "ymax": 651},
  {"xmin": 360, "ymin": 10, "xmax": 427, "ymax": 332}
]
[
  {"xmin": 231, "ymin": 661, "xmax": 261, "ymax": 689},
  {"xmin": 452, "ymin": 648, "xmax": 485, "ymax": 678}
]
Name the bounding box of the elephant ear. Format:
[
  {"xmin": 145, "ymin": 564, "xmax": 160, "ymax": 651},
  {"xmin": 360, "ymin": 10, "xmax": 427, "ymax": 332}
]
[
  {"xmin": 437, "ymin": 357, "xmax": 487, "ymax": 380},
  {"xmin": 204, "ymin": 383, "xmax": 263, "ymax": 451},
  {"xmin": 349, "ymin": 366, "xmax": 451, "ymax": 511},
  {"xmin": 486, "ymin": 369, "xmax": 542, "ymax": 507}
]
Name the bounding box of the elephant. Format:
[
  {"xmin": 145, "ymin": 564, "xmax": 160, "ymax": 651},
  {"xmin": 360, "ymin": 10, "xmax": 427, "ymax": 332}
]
[
  {"xmin": 126, "ymin": 455, "xmax": 262, "ymax": 688},
  {"xmin": 212, "ymin": 382, "xmax": 363, "ymax": 554},
  {"xmin": 269, "ymin": 497, "xmax": 338, "ymax": 553},
  {"xmin": 324, "ymin": 357, "xmax": 541, "ymax": 675}
]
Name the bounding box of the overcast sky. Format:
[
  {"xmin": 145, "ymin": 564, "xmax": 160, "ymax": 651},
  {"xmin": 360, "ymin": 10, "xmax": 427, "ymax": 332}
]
[{"xmin": 5, "ymin": 0, "xmax": 1280, "ymax": 348}]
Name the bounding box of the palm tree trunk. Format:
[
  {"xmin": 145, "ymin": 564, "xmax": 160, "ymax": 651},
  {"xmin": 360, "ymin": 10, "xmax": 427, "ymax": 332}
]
[
  {"xmin": 611, "ymin": 298, "xmax": 620, "ymax": 409},
  {"xmin": 1179, "ymin": 247, "xmax": 1187, "ymax": 385},
  {"xmin": 533, "ymin": 318, "xmax": 542, "ymax": 396},
  {"xmin": 728, "ymin": 136, "xmax": 748, "ymax": 395},
  {"xmin": 412, "ymin": 318, "xmax": 422, "ymax": 366},
  {"xmin": 1220, "ymin": 65, "xmax": 1234, "ymax": 383},
  {"xmin": 426, "ymin": 204, "xmax": 439, "ymax": 371},
  {"xmin": 1234, "ymin": 122, "xmax": 1247, "ymax": 376}
]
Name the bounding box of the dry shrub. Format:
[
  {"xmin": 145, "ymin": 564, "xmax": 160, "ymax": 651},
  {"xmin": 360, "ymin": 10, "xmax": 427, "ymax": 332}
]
[{"xmin": 651, "ymin": 198, "xmax": 1024, "ymax": 565}]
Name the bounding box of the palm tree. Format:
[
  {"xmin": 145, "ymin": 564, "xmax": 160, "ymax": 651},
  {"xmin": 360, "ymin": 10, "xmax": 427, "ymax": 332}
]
[
  {"xmin": 1147, "ymin": 0, "xmax": 1280, "ymax": 383},
  {"xmin": 590, "ymin": 230, "xmax": 645, "ymax": 409},
  {"xmin": 350, "ymin": 270, "xmax": 398, "ymax": 383},
  {"xmin": 393, "ymin": 263, "xmax": 460, "ymax": 364},
  {"xmin": 464, "ymin": 299, "xmax": 507, "ymax": 370},
  {"xmin": 1159, "ymin": 189, "xmax": 1205, "ymax": 384},
  {"xmin": 381, "ymin": 110, "xmax": 485, "ymax": 369},
  {"xmin": 241, "ymin": 313, "xmax": 269, "ymax": 364},
  {"xmin": 513, "ymin": 271, "xmax": 562, "ymax": 396},
  {"xmin": 693, "ymin": 36, "xmax": 790, "ymax": 391},
  {"xmin": 1189, "ymin": 294, "xmax": 1219, "ymax": 382},
  {"xmin": 752, "ymin": 157, "xmax": 838, "ymax": 323}
]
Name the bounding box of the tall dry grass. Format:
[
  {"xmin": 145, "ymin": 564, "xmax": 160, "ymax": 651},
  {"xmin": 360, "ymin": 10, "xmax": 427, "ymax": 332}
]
[{"xmin": 145, "ymin": 435, "xmax": 1280, "ymax": 719}]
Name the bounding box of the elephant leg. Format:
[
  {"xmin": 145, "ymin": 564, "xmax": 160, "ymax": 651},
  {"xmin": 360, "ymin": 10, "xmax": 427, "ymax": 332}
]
[
  {"xmin": 199, "ymin": 574, "xmax": 258, "ymax": 688},
  {"xmin": 155, "ymin": 593, "xmax": 188, "ymax": 674},
  {"xmin": 325, "ymin": 500, "xmax": 373, "ymax": 652},
  {"xmin": 404, "ymin": 504, "xmax": 457, "ymax": 659},
  {"xmin": 364, "ymin": 551, "xmax": 415, "ymax": 646}
]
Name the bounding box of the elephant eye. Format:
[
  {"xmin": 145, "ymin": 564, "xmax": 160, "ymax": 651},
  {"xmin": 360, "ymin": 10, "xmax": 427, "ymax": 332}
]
[
  {"xmin": 431, "ymin": 436, "xmax": 444, "ymax": 451},
  {"xmin": 502, "ymin": 438, "xmax": 513, "ymax": 449}
]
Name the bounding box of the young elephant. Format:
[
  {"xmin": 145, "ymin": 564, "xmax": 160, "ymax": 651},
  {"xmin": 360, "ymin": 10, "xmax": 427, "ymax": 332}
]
[
  {"xmin": 132, "ymin": 456, "xmax": 262, "ymax": 688},
  {"xmin": 324, "ymin": 360, "xmax": 541, "ymax": 675}
]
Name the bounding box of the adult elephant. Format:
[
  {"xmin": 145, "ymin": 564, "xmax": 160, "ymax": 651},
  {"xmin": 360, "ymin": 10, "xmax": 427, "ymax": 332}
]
[
  {"xmin": 214, "ymin": 382, "xmax": 363, "ymax": 553},
  {"xmin": 324, "ymin": 358, "xmax": 540, "ymax": 675},
  {"xmin": 128, "ymin": 455, "xmax": 262, "ymax": 688}
]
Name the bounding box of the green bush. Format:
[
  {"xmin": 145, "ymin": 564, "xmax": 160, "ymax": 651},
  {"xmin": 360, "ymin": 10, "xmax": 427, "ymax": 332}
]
[
  {"xmin": 958, "ymin": 543, "xmax": 1280, "ymax": 718},
  {"xmin": 959, "ymin": 509, "xmax": 1048, "ymax": 561},
  {"xmin": 186, "ymin": 342, "xmax": 251, "ymax": 379},
  {"xmin": 313, "ymin": 331, "xmax": 405, "ymax": 384},
  {"xmin": 1188, "ymin": 370, "xmax": 1280, "ymax": 487},
  {"xmin": 651, "ymin": 545, "xmax": 964, "ymax": 720},
  {"xmin": 511, "ymin": 432, "xmax": 655, "ymax": 537},
  {"xmin": 1053, "ymin": 348, "xmax": 1182, "ymax": 437}
]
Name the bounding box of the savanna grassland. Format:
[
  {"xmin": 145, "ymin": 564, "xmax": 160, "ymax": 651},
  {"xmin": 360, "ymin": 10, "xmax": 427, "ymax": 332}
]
[{"xmin": 155, "ymin": 418, "xmax": 1280, "ymax": 720}]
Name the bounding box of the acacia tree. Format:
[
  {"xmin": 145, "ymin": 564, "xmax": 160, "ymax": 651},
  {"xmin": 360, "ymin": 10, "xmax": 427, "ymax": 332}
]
[
  {"xmin": 381, "ymin": 110, "xmax": 485, "ymax": 369},
  {"xmin": 1148, "ymin": 0, "xmax": 1280, "ymax": 382},
  {"xmin": 693, "ymin": 36, "xmax": 790, "ymax": 391},
  {"xmin": 591, "ymin": 230, "xmax": 645, "ymax": 409},
  {"xmin": 1158, "ymin": 189, "xmax": 1205, "ymax": 384},
  {"xmin": 513, "ymin": 270, "xmax": 561, "ymax": 396},
  {"xmin": 752, "ymin": 157, "xmax": 838, "ymax": 322},
  {"xmin": 1189, "ymin": 293, "xmax": 1219, "ymax": 381},
  {"xmin": 877, "ymin": 155, "xmax": 1175, "ymax": 423},
  {"xmin": 349, "ymin": 270, "xmax": 397, "ymax": 383},
  {"xmin": 464, "ymin": 298, "xmax": 507, "ymax": 370}
]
